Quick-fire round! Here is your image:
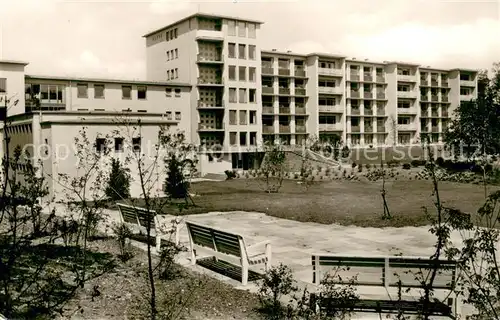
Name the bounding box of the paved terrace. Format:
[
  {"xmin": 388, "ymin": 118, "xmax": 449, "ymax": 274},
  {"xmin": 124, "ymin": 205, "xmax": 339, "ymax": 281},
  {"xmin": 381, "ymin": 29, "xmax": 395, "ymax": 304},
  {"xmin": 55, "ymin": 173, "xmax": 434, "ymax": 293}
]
[{"xmin": 47, "ymin": 204, "xmax": 485, "ymax": 319}]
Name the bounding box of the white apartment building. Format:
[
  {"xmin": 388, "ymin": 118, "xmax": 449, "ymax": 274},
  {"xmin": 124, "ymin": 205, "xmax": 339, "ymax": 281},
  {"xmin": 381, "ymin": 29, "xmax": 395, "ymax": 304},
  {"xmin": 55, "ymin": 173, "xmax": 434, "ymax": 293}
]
[
  {"xmin": 0, "ymin": 60, "xmax": 192, "ymax": 199},
  {"xmin": 1, "ymin": 12, "xmax": 480, "ymax": 185}
]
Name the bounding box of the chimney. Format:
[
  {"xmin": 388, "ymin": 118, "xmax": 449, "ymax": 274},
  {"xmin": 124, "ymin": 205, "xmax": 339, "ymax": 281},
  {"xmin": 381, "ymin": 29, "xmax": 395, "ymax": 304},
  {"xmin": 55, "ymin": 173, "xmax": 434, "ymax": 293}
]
[
  {"xmin": 272, "ymin": 49, "xmax": 277, "ymax": 52},
  {"xmin": 287, "ymin": 50, "xmax": 292, "ymax": 53}
]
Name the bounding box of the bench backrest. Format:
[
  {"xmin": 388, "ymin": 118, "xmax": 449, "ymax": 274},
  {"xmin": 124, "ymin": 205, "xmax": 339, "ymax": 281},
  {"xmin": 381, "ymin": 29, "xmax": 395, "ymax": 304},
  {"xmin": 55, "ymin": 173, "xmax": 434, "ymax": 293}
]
[
  {"xmin": 312, "ymin": 255, "xmax": 457, "ymax": 289},
  {"xmin": 186, "ymin": 222, "xmax": 244, "ymax": 257},
  {"xmin": 117, "ymin": 203, "xmax": 156, "ymax": 229}
]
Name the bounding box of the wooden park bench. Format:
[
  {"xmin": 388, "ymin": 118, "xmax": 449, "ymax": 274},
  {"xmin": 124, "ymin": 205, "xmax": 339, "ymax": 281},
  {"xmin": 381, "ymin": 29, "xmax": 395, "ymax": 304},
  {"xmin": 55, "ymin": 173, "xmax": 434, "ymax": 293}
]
[
  {"xmin": 186, "ymin": 221, "xmax": 272, "ymax": 285},
  {"xmin": 116, "ymin": 203, "xmax": 180, "ymax": 251},
  {"xmin": 310, "ymin": 254, "xmax": 459, "ymax": 318}
]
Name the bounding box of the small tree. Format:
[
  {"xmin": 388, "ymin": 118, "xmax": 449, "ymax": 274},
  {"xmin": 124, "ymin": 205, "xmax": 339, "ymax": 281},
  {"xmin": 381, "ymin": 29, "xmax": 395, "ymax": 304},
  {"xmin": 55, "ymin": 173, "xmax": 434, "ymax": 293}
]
[
  {"xmin": 164, "ymin": 154, "xmax": 189, "ymax": 201},
  {"xmin": 256, "ymin": 141, "xmax": 287, "ymax": 193},
  {"xmin": 105, "ymin": 157, "xmax": 130, "ymax": 201}
]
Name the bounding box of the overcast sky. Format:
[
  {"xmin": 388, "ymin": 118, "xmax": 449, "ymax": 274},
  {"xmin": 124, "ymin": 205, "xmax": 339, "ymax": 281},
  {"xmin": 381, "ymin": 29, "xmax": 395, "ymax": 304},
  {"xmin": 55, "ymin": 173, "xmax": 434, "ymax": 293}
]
[{"xmin": 1, "ymin": 0, "xmax": 499, "ymax": 79}]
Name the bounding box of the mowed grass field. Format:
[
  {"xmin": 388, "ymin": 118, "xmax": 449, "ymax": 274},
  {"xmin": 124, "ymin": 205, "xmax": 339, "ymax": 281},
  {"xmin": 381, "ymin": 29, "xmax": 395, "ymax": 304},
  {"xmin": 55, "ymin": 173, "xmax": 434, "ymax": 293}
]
[{"xmin": 135, "ymin": 178, "xmax": 494, "ymax": 228}]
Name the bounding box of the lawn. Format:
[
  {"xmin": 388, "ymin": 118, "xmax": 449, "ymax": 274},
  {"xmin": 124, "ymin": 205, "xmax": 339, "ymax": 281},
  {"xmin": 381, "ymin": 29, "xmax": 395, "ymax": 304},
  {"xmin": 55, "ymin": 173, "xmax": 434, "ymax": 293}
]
[{"xmin": 126, "ymin": 178, "xmax": 494, "ymax": 228}]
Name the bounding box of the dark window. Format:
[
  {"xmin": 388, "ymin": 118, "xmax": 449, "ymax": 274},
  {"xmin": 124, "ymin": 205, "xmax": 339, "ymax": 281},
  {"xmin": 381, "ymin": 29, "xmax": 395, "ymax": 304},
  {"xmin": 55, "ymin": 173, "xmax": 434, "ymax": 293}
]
[
  {"xmin": 95, "ymin": 138, "xmax": 106, "ymax": 153},
  {"xmin": 132, "ymin": 137, "xmax": 141, "ymax": 153},
  {"xmin": 114, "ymin": 137, "xmax": 124, "ymax": 152},
  {"xmin": 137, "ymin": 86, "xmax": 147, "ymax": 100},
  {"xmin": 122, "ymin": 86, "xmax": 132, "ymax": 99},
  {"xmin": 94, "ymin": 84, "xmax": 105, "ymax": 99},
  {"xmin": 77, "ymin": 83, "xmax": 88, "ymax": 98}
]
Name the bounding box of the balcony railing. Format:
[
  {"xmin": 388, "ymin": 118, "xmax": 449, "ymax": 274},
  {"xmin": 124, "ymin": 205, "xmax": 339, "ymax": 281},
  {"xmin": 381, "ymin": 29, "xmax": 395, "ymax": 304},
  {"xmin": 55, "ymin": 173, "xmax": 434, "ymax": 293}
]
[
  {"xmin": 431, "ymin": 95, "xmax": 439, "ymax": 102},
  {"xmin": 421, "ymin": 80, "xmax": 428, "ymax": 86},
  {"xmin": 421, "ymin": 109, "xmax": 428, "ymax": 117},
  {"xmin": 195, "ymin": 29, "xmax": 224, "ymax": 40},
  {"xmin": 262, "ymin": 125, "xmax": 274, "ymax": 134},
  {"xmin": 197, "ymin": 77, "xmax": 223, "ymax": 85},
  {"xmin": 198, "ymin": 123, "xmax": 224, "ymax": 131},
  {"xmin": 431, "ymin": 80, "xmax": 438, "ymax": 86},
  {"xmin": 398, "ymin": 107, "xmax": 417, "ymax": 114},
  {"xmin": 442, "ymin": 110, "xmax": 449, "ymax": 117},
  {"xmin": 295, "ymin": 88, "xmax": 306, "ymax": 96},
  {"xmin": 351, "ymin": 108, "xmax": 360, "ymax": 115},
  {"xmin": 441, "ymin": 81, "xmax": 449, "ymax": 87},
  {"xmin": 279, "ymin": 87, "xmax": 290, "ymax": 95},
  {"xmin": 460, "ymin": 94, "xmax": 474, "ymax": 101},
  {"xmin": 262, "ymin": 67, "xmax": 274, "ymax": 75},
  {"xmin": 421, "ymin": 95, "xmax": 428, "ymax": 101},
  {"xmin": 461, "ymin": 80, "xmax": 475, "ymax": 87},
  {"xmin": 376, "ymin": 108, "xmax": 385, "ymax": 116},
  {"xmin": 279, "ymin": 107, "xmax": 290, "ymax": 114},
  {"xmin": 279, "ymin": 125, "xmax": 291, "ymax": 133},
  {"xmin": 295, "ymin": 68, "xmax": 306, "ymax": 77},
  {"xmin": 397, "ymin": 74, "xmax": 416, "ymax": 82},
  {"xmin": 318, "ymin": 68, "xmax": 343, "ymax": 76},
  {"xmin": 431, "ymin": 110, "xmax": 439, "ymax": 117},
  {"xmin": 350, "ymin": 74, "xmax": 360, "ymax": 81},
  {"xmin": 376, "ymin": 92, "xmax": 386, "ymax": 100},
  {"xmin": 319, "ymin": 87, "xmax": 342, "ymax": 94},
  {"xmin": 197, "ymin": 53, "xmax": 223, "ymax": 62},
  {"xmin": 364, "ymin": 92, "xmax": 373, "ymax": 99},
  {"xmin": 319, "ymin": 123, "xmax": 342, "ymax": 131},
  {"xmin": 350, "ymin": 91, "xmax": 360, "ymax": 98},
  {"xmin": 351, "ymin": 126, "xmax": 361, "ymax": 133},
  {"xmin": 197, "ymin": 100, "xmax": 224, "ymax": 108},
  {"xmin": 364, "ymin": 108, "xmax": 373, "ymax": 116},
  {"xmin": 364, "ymin": 126, "xmax": 373, "ymax": 133},
  {"xmin": 278, "ymin": 68, "xmax": 290, "ymax": 76},
  {"xmin": 398, "ymin": 91, "xmax": 417, "ymax": 99},
  {"xmin": 262, "ymin": 106, "xmax": 274, "ymax": 114},
  {"xmin": 432, "ymin": 127, "xmax": 439, "ymax": 133},
  {"xmin": 377, "ymin": 126, "xmax": 386, "ymax": 132},
  {"xmin": 364, "ymin": 74, "xmax": 373, "ymax": 82},
  {"xmin": 296, "ymin": 125, "xmax": 306, "ymax": 133},
  {"xmin": 295, "ymin": 107, "xmax": 306, "ymax": 115},
  {"xmin": 376, "ymin": 75, "xmax": 385, "ymax": 83},
  {"xmin": 441, "ymin": 96, "xmax": 449, "ymax": 102},
  {"xmin": 262, "ymin": 87, "xmax": 274, "ymax": 94}
]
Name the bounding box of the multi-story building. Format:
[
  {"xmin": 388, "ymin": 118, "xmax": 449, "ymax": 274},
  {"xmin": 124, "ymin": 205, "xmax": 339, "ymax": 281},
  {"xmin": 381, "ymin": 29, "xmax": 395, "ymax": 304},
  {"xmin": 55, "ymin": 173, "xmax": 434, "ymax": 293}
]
[{"xmin": 1, "ymin": 12, "xmax": 480, "ymax": 186}]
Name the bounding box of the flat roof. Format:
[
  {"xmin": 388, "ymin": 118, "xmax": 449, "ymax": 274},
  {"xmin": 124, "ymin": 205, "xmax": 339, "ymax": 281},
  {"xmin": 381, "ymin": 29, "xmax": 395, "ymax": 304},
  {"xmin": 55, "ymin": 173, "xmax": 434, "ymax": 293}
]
[
  {"xmin": 0, "ymin": 59, "xmax": 29, "ymax": 66},
  {"xmin": 25, "ymin": 75, "xmax": 191, "ymax": 87},
  {"xmin": 307, "ymin": 52, "xmax": 346, "ymax": 59},
  {"xmin": 385, "ymin": 61, "xmax": 421, "ymax": 67},
  {"xmin": 143, "ymin": 12, "xmax": 264, "ymax": 38},
  {"xmin": 450, "ymin": 68, "xmax": 479, "ymax": 73},
  {"xmin": 261, "ymin": 50, "xmax": 307, "ymax": 58}
]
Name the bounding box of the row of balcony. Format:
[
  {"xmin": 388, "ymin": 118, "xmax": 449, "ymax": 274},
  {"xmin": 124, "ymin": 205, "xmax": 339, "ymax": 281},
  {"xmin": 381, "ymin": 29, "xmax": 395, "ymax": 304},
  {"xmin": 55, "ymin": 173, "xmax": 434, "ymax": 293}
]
[
  {"xmin": 262, "ymin": 106, "xmax": 307, "ymax": 115},
  {"xmin": 420, "ymin": 80, "xmax": 448, "ymax": 87},
  {"xmin": 262, "ymin": 125, "xmax": 307, "ymax": 134},
  {"xmin": 348, "ymin": 74, "xmax": 386, "ymax": 83},
  {"xmin": 262, "ymin": 87, "xmax": 307, "ymax": 96},
  {"xmin": 421, "ymin": 127, "xmax": 442, "ymax": 133},
  {"xmin": 349, "ymin": 108, "xmax": 387, "ymax": 116},
  {"xmin": 420, "ymin": 94, "xmax": 449, "ymax": 102},
  {"xmin": 421, "ymin": 110, "xmax": 449, "ymax": 118},
  {"xmin": 196, "ymin": 53, "xmax": 224, "ymax": 63},
  {"xmin": 261, "ymin": 67, "xmax": 307, "ymax": 77},
  {"xmin": 349, "ymin": 91, "xmax": 386, "ymax": 99},
  {"xmin": 317, "ymin": 124, "xmax": 387, "ymax": 132}
]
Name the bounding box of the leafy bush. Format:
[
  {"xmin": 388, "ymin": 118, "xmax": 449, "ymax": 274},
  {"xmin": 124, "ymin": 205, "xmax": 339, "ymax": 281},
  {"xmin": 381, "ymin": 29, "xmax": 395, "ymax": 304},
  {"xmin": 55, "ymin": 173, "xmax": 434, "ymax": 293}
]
[
  {"xmin": 365, "ymin": 164, "xmax": 371, "ymax": 169},
  {"xmin": 105, "ymin": 158, "xmax": 130, "ymax": 201},
  {"xmin": 224, "ymin": 170, "xmax": 237, "ymax": 180},
  {"xmin": 358, "ymin": 165, "xmax": 363, "ymax": 173},
  {"xmin": 111, "ymin": 223, "xmax": 133, "ymax": 262},
  {"xmin": 402, "ymin": 163, "xmax": 411, "ymax": 170},
  {"xmin": 386, "ymin": 160, "xmax": 399, "ymax": 168},
  {"xmin": 257, "ymin": 263, "xmax": 297, "ymax": 318},
  {"xmin": 436, "ymin": 156, "xmax": 445, "ymax": 167},
  {"xmin": 351, "ymin": 162, "xmax": 357, "ymax": 168}
]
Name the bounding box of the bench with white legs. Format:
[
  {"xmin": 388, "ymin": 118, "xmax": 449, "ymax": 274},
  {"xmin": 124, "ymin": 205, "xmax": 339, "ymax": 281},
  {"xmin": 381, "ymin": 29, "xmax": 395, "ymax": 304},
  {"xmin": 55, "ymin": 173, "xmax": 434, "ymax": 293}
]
[
  {"xmin": 116, "ymin": 203, "xmax": 180, "ymax": 251},
  {"xmin": 310, "ymin": 254, "xmax": 459, "ymax": 318},
  {"xmin": 186, "ymin": 221, "xmax": 272, "ymax": 285}
]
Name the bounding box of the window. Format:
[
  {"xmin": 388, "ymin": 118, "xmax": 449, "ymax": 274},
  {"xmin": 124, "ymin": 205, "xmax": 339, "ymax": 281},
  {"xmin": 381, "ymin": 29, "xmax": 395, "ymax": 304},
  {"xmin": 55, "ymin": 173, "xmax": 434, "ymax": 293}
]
[
  {"xmin": 239, "ymin": 66, "xmax": 246, "ymax": 81},
  {"xmin": 95, "ymin": 138, "xmax": 106, "ymax": 153},
  {"xmin": 132, "ymin": 137, "xmax": 141, "ymax": 153},
  {"xmin": 167, "ymin": 51, "xmax": 170, "ymax": 60},
  {"xmin": 398, "ymin": 101, "xmax": 411, "ymax": 108},
  {"xmin": 0, "ymin": 78, "xmax": 6, "ymax": 93},
  {"xmin": 228, "ymin": 20, "xmax": 236, "ymax": 36},
  {"xmin": 166, "ymin": 111, "xmax": 172, "ymax": 120},
  {"xmin": 239, "ymin": 110, "xmax": 247, "ymax": 125},
  {"xmin": 398, "ymin": 85, "xmax": 410, "ymax": 92},
  {"xmin": 230, "ymin": 132, "xmax": 237, "ymax": 145},
  {"xmin": 398, "ymin": 117, "xmax": 410, "ymax": 125},
  {"xmin": 122, "ymin": 85, "xmax": 132, "ymax": 99},
  {"xmin": 249, "ymin": 89, "xmax": 256, "ymax": 103},
  {"xmin": 238, "ymin": 21, "xmax": 246, "ymax": 37},
  {"xmin": 351, "ymin": 117, "xmax": 359, "ymax": 126},
  {"xmin": 94, "ymin": 84, "xmax": 105, "ymax": 99},
  {"xmin": 229, "ymin": 88, "xmax": 237, "ymax": 103},
  {"xmin": 239, "ymin": 88, "xmax": 247, "ymax": 103},
  {"xmin": 228, "ymin": 43, "xmax": 236, "ymax": 58},
  {"xmin": 174, "ymin": 28, "xmax": 177, "ymax": 38},
  {"xmin": 238, "ymin": 44, "xmax": 246, "ymax": 59},
  {"xmin": 175, "ymin": 48, "xmax": 178, "ymax": 59},
  {"xmin": 174, "ymin": 68, "xmax": 178, "ymax": 79},
  {"xmin": 167, "ymin": 70, "xmax": 170, "ymax": 80},
  {"xmin": 114, "ymin": 137, "xmax": 124, "ymax": 152},
  {"xmin": 229, "ymin": 110, "xmax": 237, "ymax": 125},
  {"xmin": 77, "ymin": 83, "xmax": 88, "ymax": 98},
  {"xmin": 249, "ymin": 111, "xmax": 257, "ymax": 124},
  {"xmin": 174, "ymin": 88, "xmax": 181, "ymax": 97},
  {"xmin": 175, "ymin": 111, "xmax": 181, "ymax": 120},
  {"xmin": 249, "ymin": 67, "xmax": 256, "ymax": 82},
  {"xmin": 137, "ymin": 86, "xmax": 147, "ymax": 100},
  {"xmin": 165, "ymin": 88, "xmax": 172, "ymax": 96},
  {"xmin": 239, "ymin": 132, "xmax": 247, "ymax": 145},
  {"xmin": 248, "ymin": 23, "xmax": 256, "ymax": 38},
  {"xmin": 249, "ymin": 45, "xmax": 256, "ymax": 60},
  {"xmin": 229, "ymin": 66, "xmax": 236, "ymax": 80},
  {"xmin": 319, "ymin": 115, "xmax": 337, "ymax": 124}
]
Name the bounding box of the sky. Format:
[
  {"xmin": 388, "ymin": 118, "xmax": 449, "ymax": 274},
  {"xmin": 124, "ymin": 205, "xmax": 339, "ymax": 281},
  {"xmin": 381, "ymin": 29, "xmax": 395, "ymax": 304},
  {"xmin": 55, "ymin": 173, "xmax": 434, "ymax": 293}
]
[{"xmin": 0, "ymin": 0, "xmax": 499, "ymax": 80}]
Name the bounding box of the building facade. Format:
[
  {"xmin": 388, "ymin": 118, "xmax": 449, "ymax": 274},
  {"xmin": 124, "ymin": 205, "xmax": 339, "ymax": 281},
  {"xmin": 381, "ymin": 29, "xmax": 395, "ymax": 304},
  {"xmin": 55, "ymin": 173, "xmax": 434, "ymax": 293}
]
[{"xmin": 1, "ymin": 12, "xmax": 480, "ymax": 190}]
